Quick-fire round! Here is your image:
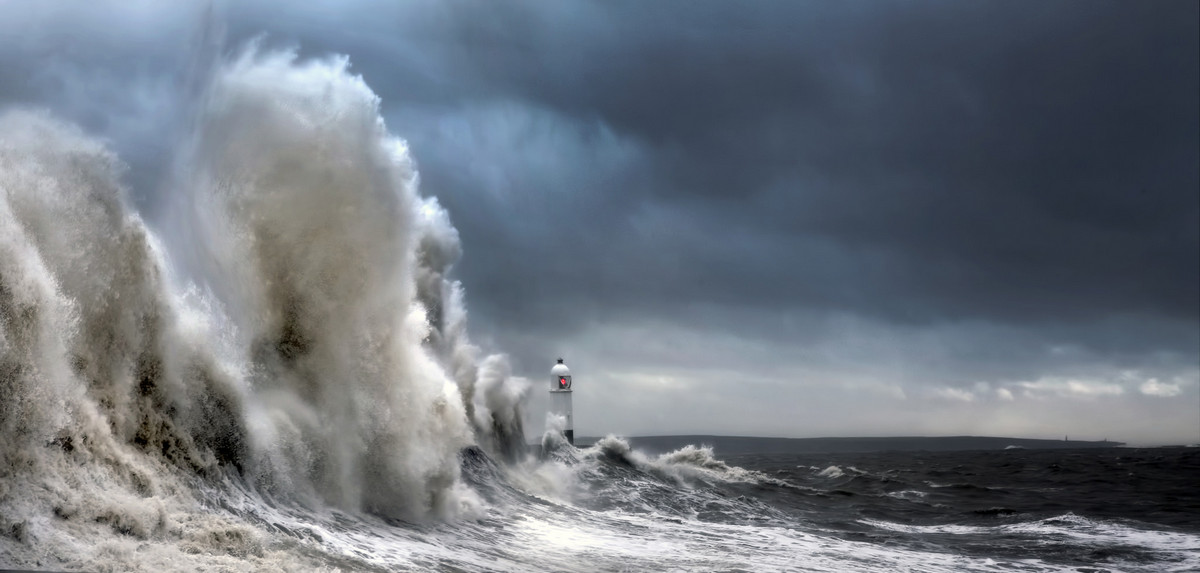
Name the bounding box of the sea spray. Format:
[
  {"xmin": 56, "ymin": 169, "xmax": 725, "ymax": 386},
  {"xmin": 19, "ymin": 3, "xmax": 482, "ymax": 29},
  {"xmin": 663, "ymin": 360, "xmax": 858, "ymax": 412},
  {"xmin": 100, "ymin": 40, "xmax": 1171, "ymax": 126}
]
[
  {"xmin": 413, "ymin": 196, "xmax": 531, "ymax": 462},
  {"xmin": 471, "ymin": 354, "xmax": 530, "ymax": 462},
  {"xmin": 176, "ymin": 46, "xmax": 482, "ymax": 519},
  {"xmin": 0, "ymin": 46, "xmax": 531, "ymax": 565},
  {"xmin": 0, "ymin": 109, "xmax": 229, "ymax": 550}
]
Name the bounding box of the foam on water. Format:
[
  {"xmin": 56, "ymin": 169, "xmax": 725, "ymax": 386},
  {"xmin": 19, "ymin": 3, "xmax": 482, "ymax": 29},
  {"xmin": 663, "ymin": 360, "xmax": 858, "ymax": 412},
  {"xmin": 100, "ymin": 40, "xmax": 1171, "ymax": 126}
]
[
  {"xmin": 860, "ymin": 513, "xmax": 1200, "ymax": 571},
  {"xmin": 584, "ymin": 435, "xmax": 764, "ymax": 486}
]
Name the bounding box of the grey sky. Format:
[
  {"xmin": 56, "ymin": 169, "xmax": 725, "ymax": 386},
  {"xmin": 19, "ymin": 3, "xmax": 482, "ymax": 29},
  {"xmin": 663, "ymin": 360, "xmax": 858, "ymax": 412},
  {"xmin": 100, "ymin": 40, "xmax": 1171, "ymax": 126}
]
[{"xmin": 3, "ymin": 1, "xmax": 1196, "ymax": 444}]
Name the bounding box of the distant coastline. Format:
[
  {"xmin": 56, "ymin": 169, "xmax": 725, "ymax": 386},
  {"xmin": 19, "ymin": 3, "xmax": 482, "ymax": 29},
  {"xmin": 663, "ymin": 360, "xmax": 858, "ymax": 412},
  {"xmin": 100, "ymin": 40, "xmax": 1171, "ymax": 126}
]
[{"xmin": 572, "ymin": 435, "xmax": 1127, "ymax": 455}]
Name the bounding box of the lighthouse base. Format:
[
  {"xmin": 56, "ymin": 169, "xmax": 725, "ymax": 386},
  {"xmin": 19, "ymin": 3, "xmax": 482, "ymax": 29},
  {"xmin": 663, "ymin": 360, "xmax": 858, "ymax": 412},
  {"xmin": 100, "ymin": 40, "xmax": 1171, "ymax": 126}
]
[{"xmin": 563, "ymin": 429, "xmax": 574, "ymax": 446}]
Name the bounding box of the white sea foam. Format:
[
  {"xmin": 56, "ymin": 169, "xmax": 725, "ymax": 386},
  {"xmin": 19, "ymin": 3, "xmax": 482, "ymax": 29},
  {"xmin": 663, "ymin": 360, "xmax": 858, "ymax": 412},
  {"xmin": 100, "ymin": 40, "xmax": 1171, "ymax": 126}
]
[
  {"xmin": 817, "ymin": 465, "xmax": 845, "ymax": 478},
  {"xmin": 886, "ymin": 489, "xmax": 929, "ymax": 500},
  {"xmin": 583, "ymin": 435, "xmax": 765, "ymax": 486},
  {"xmin": 861, "ymin": 513, "xmax": 1200, "ymax": 571}
]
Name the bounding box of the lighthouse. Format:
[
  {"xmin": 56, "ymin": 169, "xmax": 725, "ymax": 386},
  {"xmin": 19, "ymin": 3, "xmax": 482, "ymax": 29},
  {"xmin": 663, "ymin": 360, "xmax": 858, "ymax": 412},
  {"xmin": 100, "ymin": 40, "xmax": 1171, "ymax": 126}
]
[{"xmin": 549, "ymin": 358, "xmax": 574, "ymax": 445}]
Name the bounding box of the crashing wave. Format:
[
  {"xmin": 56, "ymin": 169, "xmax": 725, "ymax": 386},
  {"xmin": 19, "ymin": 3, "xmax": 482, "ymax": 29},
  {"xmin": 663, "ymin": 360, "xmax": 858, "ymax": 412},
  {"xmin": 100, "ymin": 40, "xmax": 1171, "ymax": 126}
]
[
  {"xmin": 0, "ymin": 46, "xmax": 530, "ymax": 538},
  {"xmin": 581, "ymin": 435, "xmax": 765, "ymax": 486}
]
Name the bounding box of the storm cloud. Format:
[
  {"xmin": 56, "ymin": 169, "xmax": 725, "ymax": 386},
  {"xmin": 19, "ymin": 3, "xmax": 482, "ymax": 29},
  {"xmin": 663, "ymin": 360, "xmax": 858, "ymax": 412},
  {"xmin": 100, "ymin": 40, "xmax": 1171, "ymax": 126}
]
[{"xmin": 3, "ymin": 0, "xmax": 1196, "ymax": 443}]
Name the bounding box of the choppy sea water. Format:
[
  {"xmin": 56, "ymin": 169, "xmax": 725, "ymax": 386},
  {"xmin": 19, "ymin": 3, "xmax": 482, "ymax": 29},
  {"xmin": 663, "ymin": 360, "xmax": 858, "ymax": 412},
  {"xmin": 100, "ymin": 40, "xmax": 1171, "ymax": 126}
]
[
  {"xmin": 4, "ymin": 437, "xmax": 1198, "ymax": 572},
  {"xmin": 719, "ymin": 446, "xmax": 1200, "ymax": 572}
]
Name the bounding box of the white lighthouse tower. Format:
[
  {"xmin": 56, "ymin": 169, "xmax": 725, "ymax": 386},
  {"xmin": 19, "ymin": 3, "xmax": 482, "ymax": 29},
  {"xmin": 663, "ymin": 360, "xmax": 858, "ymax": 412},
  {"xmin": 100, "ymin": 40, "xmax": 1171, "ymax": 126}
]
[{"xmin": 549, "ymin": 358, "xmax": 574, "ymax": 445}]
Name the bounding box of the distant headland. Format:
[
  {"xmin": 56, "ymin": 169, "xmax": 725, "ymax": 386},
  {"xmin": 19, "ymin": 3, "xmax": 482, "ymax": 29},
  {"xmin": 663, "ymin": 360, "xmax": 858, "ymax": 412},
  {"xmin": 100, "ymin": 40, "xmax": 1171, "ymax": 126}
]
[{"xmin": 574, "ymin": 435, "xmax": 1126, "ymax": 455}]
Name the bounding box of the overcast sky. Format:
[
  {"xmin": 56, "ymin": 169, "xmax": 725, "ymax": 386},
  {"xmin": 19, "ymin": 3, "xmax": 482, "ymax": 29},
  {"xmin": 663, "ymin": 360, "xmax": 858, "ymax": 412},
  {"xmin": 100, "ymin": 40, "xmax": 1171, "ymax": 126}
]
[{"xmin": 3, "ymin": 1, "xmax": 1197, "ymax": 444}]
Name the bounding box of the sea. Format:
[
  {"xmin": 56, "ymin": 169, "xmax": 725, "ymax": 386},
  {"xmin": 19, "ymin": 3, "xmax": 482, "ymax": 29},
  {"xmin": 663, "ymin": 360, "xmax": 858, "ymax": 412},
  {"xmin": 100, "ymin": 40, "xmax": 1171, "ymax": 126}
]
[
  {"xmin": 1, "ymin": 45, "xmax": 1198, "ymax": 573},
  {"xmin": 4, "ymin": 434, "xmax": 1198, "ymax": 572}
]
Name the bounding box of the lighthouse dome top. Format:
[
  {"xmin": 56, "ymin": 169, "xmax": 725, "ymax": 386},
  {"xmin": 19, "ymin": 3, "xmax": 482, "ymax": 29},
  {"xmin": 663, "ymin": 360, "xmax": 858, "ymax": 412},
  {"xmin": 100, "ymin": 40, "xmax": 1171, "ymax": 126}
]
[{"xmin": 551, "ymin": 358, "xmax": 571, "ymax": 376}]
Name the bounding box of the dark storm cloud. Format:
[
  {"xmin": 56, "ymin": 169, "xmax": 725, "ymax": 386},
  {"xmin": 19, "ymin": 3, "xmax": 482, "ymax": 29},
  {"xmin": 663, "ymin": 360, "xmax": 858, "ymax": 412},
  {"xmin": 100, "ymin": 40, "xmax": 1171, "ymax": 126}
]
[
  {"xmin": 0, "ymin": 3, "xmax": 212, "ymax": 206},
  {"xmin": 8, "ymin": 1, "xmax": 1192, "ymax": 339},
  {"xmin": 286, "ymin": 1, "xmax": 1197, "ymax": 353}
]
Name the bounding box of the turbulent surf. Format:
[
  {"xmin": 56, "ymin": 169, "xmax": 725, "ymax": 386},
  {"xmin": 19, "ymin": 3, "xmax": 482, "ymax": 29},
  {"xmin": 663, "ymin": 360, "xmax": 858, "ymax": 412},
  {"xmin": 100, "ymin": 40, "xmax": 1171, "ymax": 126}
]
[{"xmin": 1, "ymin": 47, "xmax": 1197, "ymax": 572}]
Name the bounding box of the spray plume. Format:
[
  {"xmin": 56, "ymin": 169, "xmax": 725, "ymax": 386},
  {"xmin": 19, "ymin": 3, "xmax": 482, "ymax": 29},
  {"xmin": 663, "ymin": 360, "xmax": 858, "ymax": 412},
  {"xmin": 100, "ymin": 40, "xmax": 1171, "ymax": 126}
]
[{"xmin": 0, "ymin": 46, "xmax": 528, "ymax": 530}]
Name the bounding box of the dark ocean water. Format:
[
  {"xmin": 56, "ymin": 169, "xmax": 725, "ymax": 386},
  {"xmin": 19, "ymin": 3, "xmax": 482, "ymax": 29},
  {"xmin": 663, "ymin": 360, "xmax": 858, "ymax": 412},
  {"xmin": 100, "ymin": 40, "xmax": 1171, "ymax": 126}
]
[
  {"xmin": 714, "ymin": 447, "xmax": 1200, "ymax": 571},
  {"xmin": 464, "ymin": 437, "xmax": 1199, "ymax": 572}
]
